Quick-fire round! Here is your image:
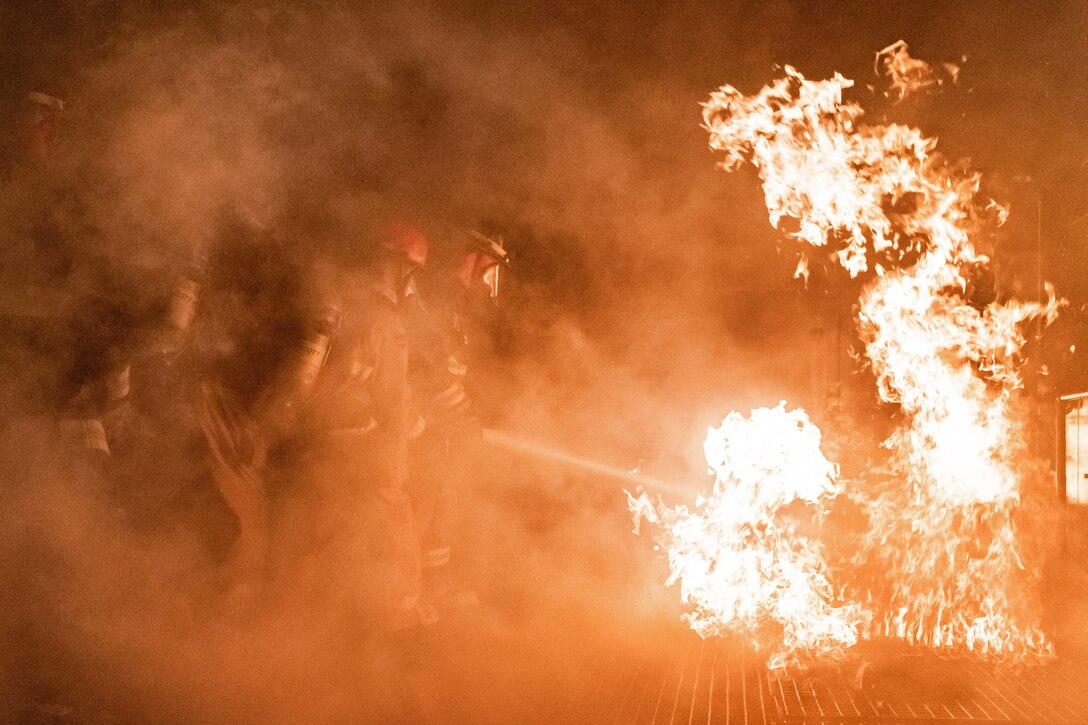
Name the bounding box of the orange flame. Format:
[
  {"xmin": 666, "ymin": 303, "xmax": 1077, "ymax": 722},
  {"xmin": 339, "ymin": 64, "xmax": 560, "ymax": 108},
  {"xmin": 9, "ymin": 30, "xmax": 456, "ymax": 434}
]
[
  {"xmin": 633, "ymin": 45, "xmax": 1060, "ymax": 665},
  {"xmin": 875, "ymin": 40, "xmax": 959, "ymax": 102}
]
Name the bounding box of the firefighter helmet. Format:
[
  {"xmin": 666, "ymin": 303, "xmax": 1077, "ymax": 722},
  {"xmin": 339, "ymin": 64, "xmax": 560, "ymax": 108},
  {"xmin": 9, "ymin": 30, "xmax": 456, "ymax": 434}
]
[
  {"xmin": 384, "ymin": 222, "xmax": 429, "ymax": 268},
  {"xmin": 466, "ymin": 231, "xmax": 508, "ymax": 266},
  {"xmin": 26, "ymin": 91, "xmax": 64, "ymax": 113},
  {"xmin": 459, "ymin": 231, "xmax": 509, "ymax": 300},
  {"xmin": 20, "ymin": 90, "xmax": 65, "ymax": 168}
]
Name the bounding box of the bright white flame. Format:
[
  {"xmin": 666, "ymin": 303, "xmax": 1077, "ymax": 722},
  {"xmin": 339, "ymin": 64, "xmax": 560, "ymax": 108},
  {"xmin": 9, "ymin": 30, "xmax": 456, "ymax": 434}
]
[{"xmin": 630, "ymin": 404, "xmax": 866, "ymax": 668}]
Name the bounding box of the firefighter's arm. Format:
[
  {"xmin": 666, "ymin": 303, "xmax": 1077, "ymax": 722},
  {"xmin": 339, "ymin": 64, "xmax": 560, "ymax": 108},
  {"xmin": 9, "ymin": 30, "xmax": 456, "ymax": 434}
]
[{"xmin": 424, "ymin": 351, "xmax": 477, "ymax": 433}]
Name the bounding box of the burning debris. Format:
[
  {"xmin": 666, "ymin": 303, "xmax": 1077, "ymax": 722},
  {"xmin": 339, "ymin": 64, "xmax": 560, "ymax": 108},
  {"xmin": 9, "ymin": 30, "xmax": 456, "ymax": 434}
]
[
  {"xmin": 874, "ymin": 40, "xmax": 960, "ymax": 103},
  {"xmin": 633, "ymin": 42, "xmax": 1061, "ymax": 666}
]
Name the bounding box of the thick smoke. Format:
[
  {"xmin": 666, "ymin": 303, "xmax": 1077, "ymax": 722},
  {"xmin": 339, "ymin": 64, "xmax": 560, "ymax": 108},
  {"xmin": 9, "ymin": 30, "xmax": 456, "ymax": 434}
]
[
  {"xmin": 0, "ymin": 3, "xmax": 782, "ymax": 722},
  {"xmin": 1, "ymin": 1, "xmax": 1086, "ymax": 722}
]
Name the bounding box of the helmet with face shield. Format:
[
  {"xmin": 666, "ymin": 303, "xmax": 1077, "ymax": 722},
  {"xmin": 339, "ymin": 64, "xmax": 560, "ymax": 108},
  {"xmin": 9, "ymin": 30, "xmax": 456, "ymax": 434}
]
[{"xmin": 457, "ymin": 231, "xmax": 509, "ymax": 301}]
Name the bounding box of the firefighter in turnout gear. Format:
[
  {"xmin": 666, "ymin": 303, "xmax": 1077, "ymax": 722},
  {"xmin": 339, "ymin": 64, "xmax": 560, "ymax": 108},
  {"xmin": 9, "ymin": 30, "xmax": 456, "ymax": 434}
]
[
  {"xmin": 0, "ymin": 91, "xmax": 75, "ymax": 420},
  {"xmin": 0, "ymin": 90, "xmax": 132, "ymax": 465},
  {"xmin": 277, "ymin": 222, "xmax": 427, "ymax": 626},
  {"xmin": 195, "ymin": 263, "xmax": 274, "ymax": 607},
  {"xmin": 403, "ymin": 230, "xmax": 509, "ymax": 613},
  {"xmin": 194, "ymin": 240, "xmax": 325, "ymax": 608}
]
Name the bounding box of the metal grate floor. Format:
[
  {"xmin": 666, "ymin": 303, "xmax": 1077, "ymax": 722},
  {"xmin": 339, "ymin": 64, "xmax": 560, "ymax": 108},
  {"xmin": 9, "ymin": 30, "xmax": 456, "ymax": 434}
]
[
  {"xmin": 563, "ymin": 635, "xmax": 1088, "ymax": 724},
  {"xmin": 559, "ymin": 635, "xmax": 772, "ymax": 724},
  {"xmin": 771, "ymin": 655, "xmax": 1088, "ymax": 723}
]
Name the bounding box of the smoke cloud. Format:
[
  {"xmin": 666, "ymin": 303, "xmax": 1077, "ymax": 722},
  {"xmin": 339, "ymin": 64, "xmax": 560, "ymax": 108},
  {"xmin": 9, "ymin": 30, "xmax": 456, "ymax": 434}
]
[{"xmin": 1, "ymin": 1, "xmax": 1086, "ymax": 722}]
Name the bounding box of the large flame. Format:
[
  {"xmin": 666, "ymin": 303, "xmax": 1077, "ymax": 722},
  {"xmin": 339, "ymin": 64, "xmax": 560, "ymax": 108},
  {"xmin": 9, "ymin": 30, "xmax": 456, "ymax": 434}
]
[{"xmin": 634, "ymin": 43, "xmax": 1059, "ymax": 665}]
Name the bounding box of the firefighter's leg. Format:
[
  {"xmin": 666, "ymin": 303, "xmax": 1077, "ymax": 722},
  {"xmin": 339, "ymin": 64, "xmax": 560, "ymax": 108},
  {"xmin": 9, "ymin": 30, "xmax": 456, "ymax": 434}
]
[
  {"xmin": 267, "ymin": 443, "xmax": 359, "ymax": 618},
  {"xmin": 420, "ymin": 478, "xmax": 453, "ymax": 596},
  {"xmin": 310, "ymin": 431, "xmax": 423, "ymax": 628},
  {"xmin": 441, "ymin": 430, "xmax": 484, "ymax": 608},
  {"xmin": 419, "ymin": 436, "xmax": 479, "ymax": 613},
  {"xmin": 406, "ymin": 433, "xmax": 442, "ymax": 557},
  {"xmin": 408, "ymin": 431, "xmax": 451, "ymax": 603},
  {"xmin": 373, "ymin": 487, "xmax": 423, "ymax": 613}
]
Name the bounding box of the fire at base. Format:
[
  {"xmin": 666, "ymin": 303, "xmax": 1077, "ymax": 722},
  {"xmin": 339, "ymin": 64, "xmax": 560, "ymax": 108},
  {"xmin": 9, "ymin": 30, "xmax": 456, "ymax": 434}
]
[
  {"xmin": 629, "ymin": 404, "xmax": 865, "ymax": 669},
  {"xmin": 631, "ymin": 42, "xmax": 1060, "ymax": 667}
]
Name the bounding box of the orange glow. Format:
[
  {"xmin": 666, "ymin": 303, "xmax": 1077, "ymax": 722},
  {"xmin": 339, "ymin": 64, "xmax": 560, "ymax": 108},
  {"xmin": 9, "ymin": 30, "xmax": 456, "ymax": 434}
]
[{"xmin": 634, "ymin": 43, "xmax": 1060, "ymax": 666}]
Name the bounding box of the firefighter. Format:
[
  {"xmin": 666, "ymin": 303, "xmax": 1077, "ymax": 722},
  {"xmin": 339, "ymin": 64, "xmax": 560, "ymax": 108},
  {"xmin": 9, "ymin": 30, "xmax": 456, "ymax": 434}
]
[
  {"xmin": 0, "ymin": 90, "xmax": 129, "ymax": 466},
  {"xmin": 273, "ymin": 222, "xmax": 427, "ymax": 626},
  {"xmin": 5, "ymin": 90, "xmax": 66, "ymax": 176},
  {"xmin": 192, "ymin": 240, "xmax": 324, "ymax": 607},
  {"xmin": 154, "ymin": 251, "xmax": 263, "ymax": 604},
  {"xmin": 0, "ymin": 92, "xmax": 71, "ymax": 417},
  {"xmin": 77, "ymin": 254, "xmax": 207, "ymax": 472},
  {"xmin": 404, "ymin": 230, "xmax": 508, "ymax": 613}
]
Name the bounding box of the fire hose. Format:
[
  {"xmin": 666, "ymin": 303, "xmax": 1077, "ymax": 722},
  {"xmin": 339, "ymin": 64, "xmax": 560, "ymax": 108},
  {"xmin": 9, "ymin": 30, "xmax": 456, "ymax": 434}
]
[{"xmin": 480, "ymin": 427, "xmax": 689, "ymax": 498}]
